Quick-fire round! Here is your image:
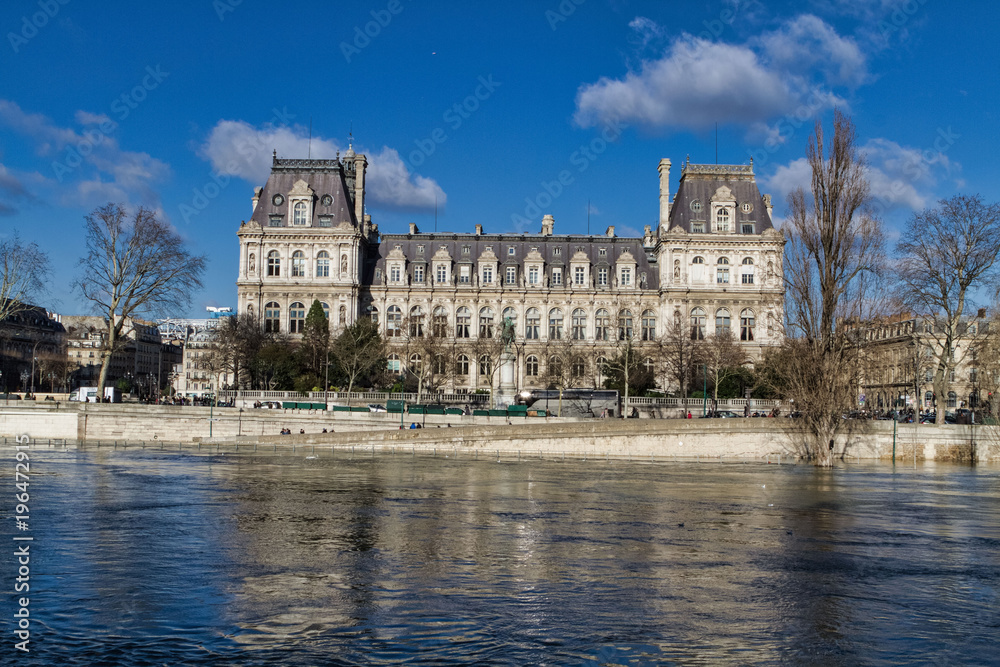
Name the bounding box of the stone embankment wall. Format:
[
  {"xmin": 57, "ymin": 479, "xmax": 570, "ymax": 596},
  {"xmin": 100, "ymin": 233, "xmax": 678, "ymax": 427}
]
[{"xmin": 1, "ymin": 403, "xmax": 997, "ymax": 462}]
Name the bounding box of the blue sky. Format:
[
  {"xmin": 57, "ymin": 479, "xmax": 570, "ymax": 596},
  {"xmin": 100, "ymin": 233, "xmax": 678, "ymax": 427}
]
[{"xmin": 0, "ymin": 0, "xmax": 992, "ymax": 317}]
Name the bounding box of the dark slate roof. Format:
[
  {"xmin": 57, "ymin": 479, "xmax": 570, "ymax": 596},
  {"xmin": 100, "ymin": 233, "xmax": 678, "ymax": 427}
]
[
  {"xmin": 249, "ymin": 156, "xmax": 357, "ymax": 228},
  {"xmin": 366, "ymin": 234, "xmax": 659, "ymax": 289},
  {"xmin": 667, "ymin": 163, "xmax": 774, "ymax": 233}
]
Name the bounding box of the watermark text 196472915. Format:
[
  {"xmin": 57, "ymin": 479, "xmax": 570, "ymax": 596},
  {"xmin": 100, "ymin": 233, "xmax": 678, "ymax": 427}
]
[{"xmin": 12, "ymin": 434, "xmax": 32, "ymax": 653}]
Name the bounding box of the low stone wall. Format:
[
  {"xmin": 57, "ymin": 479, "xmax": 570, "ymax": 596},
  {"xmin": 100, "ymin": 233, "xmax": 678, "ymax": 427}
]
[{"xmin": 2, "ymin": 403, "xmax": 997, "ymax": 462}]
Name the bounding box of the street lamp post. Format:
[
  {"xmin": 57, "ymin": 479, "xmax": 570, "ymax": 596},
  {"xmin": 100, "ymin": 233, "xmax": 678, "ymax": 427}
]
[
  {"xmin": 20, "ymin": 370, "xmax": 29, "ymax": 394},
  {"xmin": 702, "ymin": 364, "xmax": 708, "ymax": 417}
]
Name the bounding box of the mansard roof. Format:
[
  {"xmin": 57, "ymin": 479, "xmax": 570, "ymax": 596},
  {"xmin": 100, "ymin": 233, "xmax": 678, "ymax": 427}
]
[
  {"xmin": 249, "ymin": 156, "xmax": 357, "ymax": 228},
  {"xmin": 368, "ymin": 233, "xmax": 660, "ymax": 289},
  {"xmin": 667, "ymin": 162, "xmax": 774, "ymax": 233}
]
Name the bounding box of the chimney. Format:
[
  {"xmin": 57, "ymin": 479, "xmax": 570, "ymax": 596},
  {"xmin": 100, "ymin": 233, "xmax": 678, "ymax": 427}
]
[
  {"xmin": 475, "ymin": 224, "xmax": 483, "ymax": 235},
  {"xmin": 643, "ymin": 225, "xmax": 653, "ymax": 247},
  {"xmin": 762, "ymin": 193, "xmax": 773, "ymax": 220},
  {"xmin": 353, "ymin": 153, "xmax": 368, "ymax": 224},
  {"xmin": 541, "ymin": 214, "xmax": 554, "ymax": 236},
  {"xmin": 408, "ymin": 222, "xmax": 419, "ymax": 235},
  {"xmin": 658, "ymin": 158, "xmax": 672, "ymax": 229},
  {"xmin": 252, "ymin": 187, "xmax": 263, "ymax": 215},
  {"xmin": 606, "ymin": 226, "xmax": 615, "ymax": 238}
]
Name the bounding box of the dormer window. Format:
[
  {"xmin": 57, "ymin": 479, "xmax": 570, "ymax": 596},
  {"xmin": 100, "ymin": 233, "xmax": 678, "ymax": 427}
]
[
  {"xmin": 690, "ymin": 199, "xmax": 702, "ymax": 213},
  {"xmin": 598, "ymin": 248, "xmax": 607, "ymax": 258},
  {"xmin": 553, "ymin": 247, "xmax": 561, "ymax": 256},
  {"xmin": 508, "ymin": 247, "xmax": 516, "ymax": 256},
  {"xmin": 716, "ymin": 208, "xmax": 730, "ymax": 232},
  {"xmin": 292, "ymin": 201, "xmax": 308, "ymax": 226},
  {"xmin": 321, "ymin": 194, "xmax": 333, "ymax": 206}
]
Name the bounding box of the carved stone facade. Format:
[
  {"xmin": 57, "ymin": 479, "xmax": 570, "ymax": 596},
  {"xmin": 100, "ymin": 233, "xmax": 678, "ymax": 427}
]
[{"xmin": 237, "ymin": 153, "xmax": 786, "ymax": 395}]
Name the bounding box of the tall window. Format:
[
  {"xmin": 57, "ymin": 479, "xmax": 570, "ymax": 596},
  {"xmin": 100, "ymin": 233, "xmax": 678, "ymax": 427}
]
[
  {"xmin": 409, "ymin": 306, "xmax": 424, "ymax": 337},
  {"xmin": 413, "ymin": 265, "xmax": 425, "ymax": 283},
  {"xmin": 433, "ymin": 355, "xmax": 446, "ymax": 375},
  {"xmin": 572, "ymin": 359, "xmax": 586, "ymax": 378},
  {"xmin": 740, "ymin": 309, "xmax": 755, "ymax": 341},
  {"xmin": 456, "ymin": 354, "xmax": 470, "ymax": 376},
  {"xmin": 479, "ymin": 307, "xmax": 495, "ymax": 338},
  {"xmin": 386, "ymin": 305, "xmax": 402, "ymax": 337},
  {"xmin": 548, "ymin": 356, "xmax": 563, "ymax": 378},
  {"xmin": 597, "ymin": 267, "xmax": 608, "ymax": 286},
  {"xmin": 433, "ymin": 307, "xmax": 448, "ymax": 337},
  {"xmin": 716, "ymin": 308, "xmax": 731, "ymax": 336},
  {"xmin": 459, "ymin": 265, "xmax": 471, "ymax": 283},
  {"xmin": 525, "ymin": 308, "xmax": 540, "ymax": 340},
  {"xmin": 387, "ymin": 354, "xmax": 401, "ymax": 373},
  {"xmin": 479, "ymin": 355, "xmax": 492, "ymax": 378},
  {"xmin": 436, "ymin": 264, "xmax": 448, "ymax": 284},
  {"xmin": 528, "ymin": 266, "xmax": 540, "ymax": 285},
  {"xmin": 267, "ymin": 250, "xmax": 280, "ymax": 277},
  {"xmin": 691, "ymin": 307, "xmax": 706, "ymax": 340},
  {"xmin": 595, "ymin": 309, "xmax": 610, "ymax": 341},
  {"xmin": 617, "ymin": 310, "xmax": 633, "ymax": 340},
  {"xmin": 548, "ymin": 308, "xmax": 563, "ymax": 340},
  {"xmin": 390, "ymin": 265, "xmax": 401, "ymax": 282},
  {"xmin": 291, "ymin": 251, "xmax": 306, "ymax": 277},
  {"xmin": 552, "ymin": 267, "xmax": 562, "ymax": 286},
  {"xmin": 316, "ymin": 251, "xmax": 330, "ymax": 277},
  {"xmin": 408, "ymin": 354, "xmax": 422, "ymax": 376},
  {"xmin": 526, "ymin": 355, "xmax": 539, "ymax": 377},
  {"xmin": 620, "ymin": 267, "xmax": 632, "ymax": 286},
  {"xmin": 292, "ymin": 201, "xmax": 307, "ymax": 226},
  {"xmin": 456, "ymin": 307, "xmax": 471, "ymax": 338},
  {"xmin": 741, "ymin": 257, "xmax": 755, "ymax": 284},
  {"xmin": 368, "ymin": 306, "xmax": 379, "ymax": 325},
  {"xmin": 264, "ymin": 302, "xmax": 280, "ymax": 333},
  {"xmin": 574, "ymin": 266, "xmax": 586, "ymax": 285},
  {"xmin": 717, "ymin": 257, "xmax": 730, "ymax": 284},
  {"xmin": 289, "ymin": 302, "xmax": 306, "ymax": 333},
  {"xmin": 482, "ymin": 265, "xmax": 493, "ymax": 284},
  {"xmin": 716, "ymin": 207, "xmax": 730, "ymax": 232},
  {"xmin": 572, "ymin": 309, "xmax": 587, "ymax": 340},
  {"xmin": 506, "ymin": 266, "xmax": 517, "ymax": 285},
  {"xmin": 641, "ymin": 310, "xmax": 656, "ymax": 341}
]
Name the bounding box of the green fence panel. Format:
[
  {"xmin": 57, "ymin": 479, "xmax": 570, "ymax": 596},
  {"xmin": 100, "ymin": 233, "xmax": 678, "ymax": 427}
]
[
  {"xmin": 387, "ymin": 400, "xmax": 405, "ymax": 413},
  {"xmin": 282, "ymin": 401, "xmax": 297, "ymax": 409},
  {"xmin": 445, "ymin": 407, "xmax": 464, "ymax": 415},
  {"xmin": 507, "ymin": 405, "xmax": 528, "ymax": 417},
  {"xmin": 472, "ymin": 409, "xmax": 490, "ymax": 417}
]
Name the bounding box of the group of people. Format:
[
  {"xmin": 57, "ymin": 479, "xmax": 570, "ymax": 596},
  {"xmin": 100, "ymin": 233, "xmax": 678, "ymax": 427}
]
[{"xmin": 279, "ymin": 427, "xmax": 335, "ymax": 434}]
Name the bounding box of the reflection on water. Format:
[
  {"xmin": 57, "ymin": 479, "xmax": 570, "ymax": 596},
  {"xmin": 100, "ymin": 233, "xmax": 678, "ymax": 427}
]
[{"xmin": 8, "ymin": 449, "xmax": 999, "ymax": 665}]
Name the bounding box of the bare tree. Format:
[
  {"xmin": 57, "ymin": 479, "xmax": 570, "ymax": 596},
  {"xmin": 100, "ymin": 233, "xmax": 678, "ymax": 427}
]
[
  {"xmin": 661, "ymin": 308, "xmax": 698, "ymax": 398},
  {"xmin": 780, "ymin": 111, "xmax": 886, "ymax": 464},
  {"xmin": 896, "ymin": 195, "xmax": 1000, "ymax": 424},
  {"xmin": 329, "ymin": 317, "xmax": 386, "ymax": 399},
  {"xmin": 0, "ymin": 232, "xmax": 49, "ymax": 322},
  {"xmin": 699, "ymin": 330, "xmax": 748, "ymax": 406},
  {"xmin": 76, "ymin": 204, "xmax": 206, "ymax": 397},
  {"xmin": 399, "ymin": 314, "xmax": 450, "ymax": 404}
]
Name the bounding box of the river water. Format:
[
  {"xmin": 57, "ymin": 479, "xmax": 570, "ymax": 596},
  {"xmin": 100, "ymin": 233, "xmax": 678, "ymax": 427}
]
[{"xmin": 5, "ymin": 448, "xmax": 999, "ymax": 665}]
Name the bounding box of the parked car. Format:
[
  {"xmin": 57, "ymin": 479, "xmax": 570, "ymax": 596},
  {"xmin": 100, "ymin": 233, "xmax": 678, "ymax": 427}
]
[
  {"xmin": 368, "ymin": 404, "xmax": 387, "ymax": 412},
  {"xmin": 703, "ymin": 410, "xmax": 741, "ymax": 418}
]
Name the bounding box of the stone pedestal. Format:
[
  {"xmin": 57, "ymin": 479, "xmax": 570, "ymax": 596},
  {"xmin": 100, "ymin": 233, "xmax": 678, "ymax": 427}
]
[{"xmin": 496, "ymin": 351, "xmax": 517, "ymax": 408}]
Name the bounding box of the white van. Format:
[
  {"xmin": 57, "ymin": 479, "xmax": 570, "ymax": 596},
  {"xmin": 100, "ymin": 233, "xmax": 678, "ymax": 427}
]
[{"xmin": 69, "ymin": 387, "xmax": 99, "ymax": 402}]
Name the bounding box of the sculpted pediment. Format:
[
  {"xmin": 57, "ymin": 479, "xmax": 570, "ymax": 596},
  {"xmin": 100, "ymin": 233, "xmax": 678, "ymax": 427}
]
[
  {"xmin": 288, "ymin": 179, "xmax": 315, "ymax": 197},
  {"xmin": 712, "ymin": 185, "xmax": 735, "ymax": 202}
]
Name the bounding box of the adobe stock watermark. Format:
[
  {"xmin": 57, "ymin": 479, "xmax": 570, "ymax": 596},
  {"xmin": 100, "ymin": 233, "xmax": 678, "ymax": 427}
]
[
  {"xmin": 510, "ymin": 119, "xmax": 627, "ymax": 229},
  {"xmin": 405, "ymin": 75, "xmax": 501, "ymax": 170},
  {"xmin": 213, "ymin": 0, "xmax": 242, "ymax": 21},
  {"xmin": 746, "ymin": 86, "xmax": 832, "ymax": 169},
  {"xmin": 7, "ymin": 0, "xmax": 71, "ymax": 53},
  {"xmin": 877, "ymin": 0, "xmax": 931, "ymax": 40},
  {"xmin": 50, "ymin": 65, "xmax": 169, "ymax": 182},
  {"xmin": 340, "ymin": 0, "xmax": 406, "ymax": 63},
  {"xmin": 12, "ymin": 434, "xmax": 32, "ymax": 653},
  {"xmin": 546, "ymin": 0, "xmax": 586, "ymax": 31},
  {"xmin": 180, "ymin": 106, "xmax": 296, "ymax": 224}
]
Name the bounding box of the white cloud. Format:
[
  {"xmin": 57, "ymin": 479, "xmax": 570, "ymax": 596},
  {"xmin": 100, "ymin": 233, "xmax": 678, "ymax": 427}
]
[
  {"xmin": 761, "ymin": 137, "xmax": 961, "ymax": 215},
  {"xmin": 0, "ymin": 99, "xmax": 169, "ymax": 208},
  {"xmin": 574, "ymin": 15, "xmax": 865, "ymax": 132},
  {"xmin": 199, "ymin": 120, "xmax": 445, "ymax": 211}
]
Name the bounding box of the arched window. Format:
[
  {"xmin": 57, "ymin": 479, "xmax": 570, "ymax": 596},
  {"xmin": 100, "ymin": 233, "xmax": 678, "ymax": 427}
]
[
  {"xmin": 692, "ymin": 256, "xmax": 705, "ymax": 264},
  {"xmin": 716, "ymin": 207, "xmax": 730, "ymax": 232},
  {"xmin": 387, "ymin": 354, "xmax": 401, "ymax": 373},
  {"xmin": 571, "ymin": 358, "xmax": 586, "ymax": 378},
  {"xmin": 479, "ymin": 307, "xmax": 495, "ymax": 338},
  {"xmin": 293, "ymin": 201, "xmax": 307, "ymax": 226},
  {"xmin": 409, "ymin": 306, "xmax": 424, "ymax": 337},
  {"xmin": 267, "ymin": 250, "xmax": 280, "ymax": 277},
  {"xmin": 740, "ymin": 309, "xmax": 755, "ymax": 341},
  {"xmin": 526, "ymin": 355, "xmax": 539, "ymax": 377},
  {"xmin": 502, "ymin": 307, "xmax": 518, "ymax": 336},
  {"xmin": 741, "ymin": 257, "xmax": 755, "ymax": 284},
  {"xmin": 456, "ymin": 307, "xmax": 471, "ymax": 338},
  {"xmin": 716, "ymin": 308, "xmax": 731, "ymax": 336},
  {"xmin": 291, "ymin": 250, "xmax": 306, "ymax": 277},
  {"xmin": 717, "ymin": 257, "xmax": 730, "ymax": 284},
  {"xmin": 548, "ymin": 355, "xmax": 563, "ymax": 378},
  {"xmin": 456, "ymin": 354, "xmax": 470, "ymax": 376},
  {"xmin": 408, "ymin": 353, "xmax": 422, "ymax": 374},
  {"xmin": 386, "ymin": 305, "xmax": 402, "ymax": 337},
  {"xmin": 641, "ymin": 310, "xmax": 656, "ymax": 341},
  {"xmin": 316, "ymin": 251, "xmax": 330, "ymax": 278},
  {"xmin": 264, "ymin": 301, "xmax": 280, "ymax": 333},
  {"xmin": 479, "ymin": 355, "xmax": 492, "ymax": 377},
  {"xmin": 617, "ymin": 309, "xmax": 633, "ymax": 340},
  {"xmin": 643, "ymin": 357, "xmax": 655, "ymax": 374},
  {"xmin": 691, "ymin": 256, "xmax": 706, "ymax": 283},
  {"xmin": 289, "ymin": 302, "xmax": 306, "ymax": 333},
  {"xmin": 525, "ymin": 308, "xmax": 540, "ymax": 340},
  {"xmin": 947, "ymin": 391, "xmax": 957, "ymax": 408},
  {"xmin": 548, "ymin": 308, "xmax": 563, "ymax": 340},
  {"xmin": 595, "ymin": 309, "xmax": 611, "ymax": 341},
  {"xmin": 432, "ymin": 307, "xmax": 448, "ymax": 337},
  {"xmin": 368, "ymin": 305, "xmax": 379, "ymax": 325},
  {"xmin": 572, "ymin": 309, "xmax": 587, "ymax": 340},
  {"xmin": 432, "ymin": 355, "xmax": 446, "ymax": 375},
  {"xmin": 691, "ymin": 307, "xmax": 706, "ymax": 340}
]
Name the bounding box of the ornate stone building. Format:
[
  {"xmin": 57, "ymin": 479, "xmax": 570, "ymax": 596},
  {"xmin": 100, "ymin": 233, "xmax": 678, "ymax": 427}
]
[{"xmin": 236, "ymin": 152, "xmax": 785, "ymax": 396}]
